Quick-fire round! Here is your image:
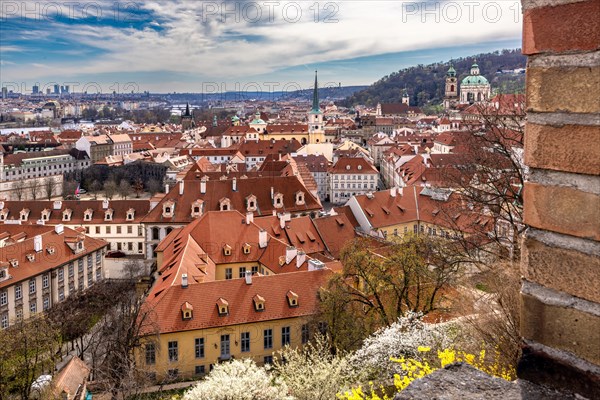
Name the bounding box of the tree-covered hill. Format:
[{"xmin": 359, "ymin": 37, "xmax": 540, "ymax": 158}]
[{"xmin": 341, "ymin": 49, "xmax": 526, "ymax": 109}]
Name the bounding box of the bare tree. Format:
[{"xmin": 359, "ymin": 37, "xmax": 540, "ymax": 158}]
[
  {"xmin": 43, "ymin": 177, "xmax": 57, "ymax": 200},
  {"xmin": 103, "ymin": 180, "xmax": 118, "ymax": 200},
  {"xmin": 12, "ymin": 181, "xmax": 25, "ymax": 201},
  {"xmin": 132, "ymin": 180, "xmax": 144, "ymax": 198},
  {"xmin": 118, "ymin": 180, "xmax": 132, "ymax": 199},
  {"xmin": 29, "ymin": 178, "xmax": 40, "ymax": 200},
  {"xmin": 146, "ymin": 178, "xmax": 161, "ymax": 196},
  {"xmin": 90, "ymin": 180, "xmax": 102, "ymax": 200}
]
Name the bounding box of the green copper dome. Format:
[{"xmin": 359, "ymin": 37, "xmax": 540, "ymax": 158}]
[{"xmin": 461, "ymin": 75, "xmax": 489, "ymax": 85}]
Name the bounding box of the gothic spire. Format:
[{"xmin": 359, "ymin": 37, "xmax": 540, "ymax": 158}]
[{"xmin": 311, "ymin": 70, "xmax": 320, "ymax": 113}]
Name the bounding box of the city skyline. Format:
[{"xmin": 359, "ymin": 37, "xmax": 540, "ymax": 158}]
[{"xmin": 1, "ymin": 1, "xmax": 522, "ymax": 92}]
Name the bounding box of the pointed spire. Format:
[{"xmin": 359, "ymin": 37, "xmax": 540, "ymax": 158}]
[
  {"xmin": 183, "ymin": 102, "xmax": 191, "ymax": 117},
  {"xmin": 311, "ymin": 70, "xmax": 320, "ymax": 113}
]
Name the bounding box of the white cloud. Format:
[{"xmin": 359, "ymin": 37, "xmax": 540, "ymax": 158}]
[{"xmin": 1, "ymin": 0, "xmax": 522, "ymax": 88}]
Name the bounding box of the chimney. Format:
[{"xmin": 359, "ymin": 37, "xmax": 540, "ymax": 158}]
[
  {"xmin": 272, "ymin": 210, "xmax": 276, "ymax": 216},
  {"xmin": 102, "ymin": 199, "xmax": 109, "ymax": 209},
  {"xmin": 398, "ymin": 186, "xmax": 404, "ymax": 196},
  {"xmin": 245, "ymin": 270, "xmax": 252, "ymax": 285},
  {"xmin": 165, "ymin": 183, "xmax": 170, "ymax": 193},
  {"xmin": 34, "ymin": 235, "xmax": 42, "ymax": 252},
  {"xmin": 308, "ymin": 259, "xmax": 325, "ymax": 271},
  {"xmin": 200, "ymin": 178, "xmax": 207, "ymax": 194},
  {"xmin": 279, "ymin": 214, "xmax": 286, "ymax": 229},
  {"xmin": 182, "ymin": 273, "xmax": 188, "ymax": 288},
  {"xmin": 296, "ymin": 251, "xmax": 306, "ymax": 269},
  {"xmin": 245, "ymin": 212, "xmax": 254, "ymax": 225},
  {"xmin": 179, "ymin": 180, "xmax": 184, "ymax": 195},
  {"xmin": 55, "ymin": 224, "xmax": 64, "ymax": 234},
  {"xmin": 285, "ymin": 246, "xmax": 297, "ymax": 264},
  {"xmin": 270, "ymin": 186, "xmax": 274, "ymax": 199},
  {"xmin": 259, "ymin": 229, "xmax": 268, "ymax": 248},
  {"xmin": 53, "ymin": 200, "xmax": 62, "ymax": 210},
  {"xmin": 390, "ymin": 187, "xmax": 397, "ymax": 197},
  {"xmin": 232, "ymin": 177, "xmax": 237, "ymax": 191}
]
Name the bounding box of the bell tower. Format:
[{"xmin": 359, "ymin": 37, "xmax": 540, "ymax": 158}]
[
  {"xmin": 443, "ymin": 64, "xmax": 459, "ymax": 110},
  {"xmin": 307, "ymin": 71, "xmax": 325, "ymax": 144}
]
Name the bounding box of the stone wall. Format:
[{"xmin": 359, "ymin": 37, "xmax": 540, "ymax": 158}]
[{"xmin": 518, "ymin": 0, "xmax": 600, "ymax": 396}]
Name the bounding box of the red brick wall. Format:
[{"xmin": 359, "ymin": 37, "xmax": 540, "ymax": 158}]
[{"xmin": 518, "ymin": 0, "xmax": 600, "ymax": 396}]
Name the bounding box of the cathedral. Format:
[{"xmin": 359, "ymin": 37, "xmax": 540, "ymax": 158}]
[{"xmin": 443, "ymin": 62, "xmax": 491, "ymax": 110}]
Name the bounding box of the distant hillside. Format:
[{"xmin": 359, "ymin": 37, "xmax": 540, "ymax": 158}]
[{"xmin": 341, "ymin": 49, "xmax": 526, "ymax": 109}]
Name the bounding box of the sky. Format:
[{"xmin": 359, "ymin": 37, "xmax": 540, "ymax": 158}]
[{"xmin": 0, "ymin": 0, "xmax": 522, "ymax": 93}]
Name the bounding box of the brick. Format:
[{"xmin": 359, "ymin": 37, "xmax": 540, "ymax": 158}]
[
  {"xmin": 522, "ymin": 236, "xmax": 600, "ymax": 303},
  {"xmin": 522, "ymin": 0, "xmax": 600, "ymax": 55},
  {"xmin": 523, "ymin": 182, "xmax": 600, "ymax": 241},
  {"xmin": 521, "ymin": 292, "xmax": 600, "ymax": 365},
  {"xmin": 518, "ymin": 344, "xmax": 600, "ymax": 398},
  {"xmin": 526, "ymin": 66, "xmax": 600, "ymax": 114},
  {"xmin": 525, "ymin": 123, "xmax": 600, "ymax": 175}
]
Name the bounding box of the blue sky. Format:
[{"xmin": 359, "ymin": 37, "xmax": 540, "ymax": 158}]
[{"xmin": 0, "ymin": 1, "xmax": 522, "ymax": 93}]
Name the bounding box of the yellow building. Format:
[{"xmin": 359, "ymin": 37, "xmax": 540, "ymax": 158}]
[{"xmin": 140, "ymin": 210, "xmax": 333, "ymax": 381}]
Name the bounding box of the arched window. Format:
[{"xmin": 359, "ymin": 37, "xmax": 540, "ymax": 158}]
[
  {"xmin": 152, "ymin": 227, "xmax": 160, "ymax": 240},
  {"xmin": 450, "ymin": 84, "xmax": 455, "ymax": 92}
]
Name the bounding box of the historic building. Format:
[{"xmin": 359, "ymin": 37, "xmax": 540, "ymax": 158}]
[{"xmin": 444, "ymin": 62, "xmax": 492, "ymax": 110}]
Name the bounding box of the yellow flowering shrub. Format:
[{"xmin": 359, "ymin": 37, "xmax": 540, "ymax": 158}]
[{"xmin": 338, "ymin": 347, "xmax": 515, "ymax": 400}]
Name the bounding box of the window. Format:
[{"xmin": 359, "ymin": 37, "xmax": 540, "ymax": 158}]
[
  {"xmin": 252, "ymin": 265, "xmax": 259, "ymax": 275},
  {"xmin": 127, "ymin": 226, "xmax": 133, "ymax": 234},
  {"xmin": 0, "ymin": 291, "xmax": 6, "ymax": 306},
  {"xmin": 145, "ymin": 343, "xmax": 156, "ymax": 365},
  {"xmin": 43, "ymin": 296, "xmax": 50, "ymax": 310},
  {"xmin": 96, "ymin": 268, "xmax": 102, "ymax": 280},
  {"xmin": 195, "ymin": 365, "xmax": 205, "ymax": 376},
  {"xmin": 29, "ymin": 279, "xmax": 36, "ymax": 294},
  {"xmin": 264, "ymin": 329, "xmax": 273, "ymax": 349},
  {"xmin": 30, "ymin": 302, "xmax": 37, "ymax": 314},
  {"xmin": 195, "ymin": 338, "xmax": 204, "ymax": 359},
  {"xmin": 69, "ymin": 263, "xmax": 74, "ymax": 277},
  {"xmin": 264, "ymin": 356, "xmax": 273, "ymax": 365},
  {"xmin": 239, "ymin": 267, "xmax": 246, "ymax": 278},
  {"xmin": 225, "ymin": 268, "xmax": 232, "ymax": 280},
  {"xmin": 1, "ymin": 313, "xmax": 7, "ymax": 329},
  {"xmin": 282, "ymin": 326, "xmax": 291, "ymax": 346},
  {"xmin": 241, "ymin": 332, "xmax": 250, "ymax": 352},
  {"xmin": 106, "ymin": 226, "xmax": 111, "ymax": 234},
  {"xmin": 96, "ymin": 251, "xmax": 101, "ymax": 264},
  {"xmin": 95, "ymin": 226, "xmax": 100, "ymax": 234},
  {"xmin": 59, "ymin": 287, "xmax": 64, "ymax": 301},
  {"xmin": 168, "ymin": 341, "xmax": 178, "ymax": 362},
  {"xmin": 301, "ymin": 324, "xmax": 310, "ymax": 344},
  {"xmin": 58, "ymin": 268, "xmax": 64, "ymax": 282},
  {"xmin": 220, "ymin": 334, "xmax": 230, "ymax": 359},
  {"xmin": 117, "ymin": 226, "xmax": 122, "ymax": 234}
]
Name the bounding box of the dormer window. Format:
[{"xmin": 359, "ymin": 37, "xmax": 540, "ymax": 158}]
[
  {"xmin": 219, "ymin": 197, "xmax": 231, "ymax": 211},
  {"xmin": 0, "ymin": 209, "xmax": 8, "ymax": 221},
  {"xmin": 84, "ymin": 209, "xmax": 93, "ymax": 221},
  {"xmin": 41, "ymin": 209, "xmax": 51, "ymax": 221},
  {"xmin": 242, "ymin": 243, "xmax": 251, "ymax": 255},
  {"xmin": 253, "ymin": 294, "xmax": 265, "ymax": 311},
  {"xmin": 287, "ymin": 290, "xmax": 299, "ymax": 307},
  {"xmin": 273, "ymin": 193, "xmax": 284, "ymax": 208},
  {"xmin": 163, "ymin": 200, "xmax": 175, "ymax": 218},
  {"xmin": 346, "ymin": 165, "xmax": 351, "ymax": 170},
  {"xmin": 9, "ymin": 259, "xmax": 18, "ymax": 268},
  {"xmin": 358, "ymin": 165, "xmax": 362, "ymax": 170},
  {"xmin": 216, "ymin": 298, "xmax": 229, "ymax": 316},
  {"xmin": 46, "ymin": 246, "xmax": 56, "ymax": 255},
  {"xmin": 295, "ymin": 191, "xmax": 305, "ymax": 206},
  {"xmin": 20, "ymin": 209, "xmax": 30, "ymax": 221},
  {"xmin": 191, "ymin": 200, "xmax": 204, "ymax": 217},
  {"xmin": 0, "ymin": 267, "xmax": 7, "ymax": 282},
  {"xmin": 26, "ymin": 254, "xmax": 35, "ymax": 262},
  {"xmin": 181, "ymin": 302, "xmax": 193, "ymax": 320},
  {"xmin": 62, "ymin": 209, "xmax": 72, "ymax": 222},
  {"xmin": 223, "ymin": 244, "xmax": 232, "ymax": 256},
  {"xmin": 104, "ymin": 209, "xmax": 114, "ymax": 221},
  {"xmin": 126, "ymin": 208, "xmax": 135, "ymax": 221},
  {"xmin": 246, "ymin": 195, "xmax": 257, "ymax": 212}
]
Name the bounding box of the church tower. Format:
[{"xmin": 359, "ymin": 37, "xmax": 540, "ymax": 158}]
[
  {"xmin": 181, "ymin": 103, "xmax": 194, "ymax": 130},
  {"xmin": 307, "ymin": 71, "xmax": 325, "ymax": 144},
  {"xmin": 443, "ymin": 64, "xmax": 459, "ymax": 110},
  {"xmin": 402, "ymin": 88, "xmax": 410, "ymax": 105}
]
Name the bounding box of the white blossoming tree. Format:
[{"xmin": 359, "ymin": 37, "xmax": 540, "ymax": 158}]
[
  {"xmin": 272, "ymin": 334, "xmax": 362, "ymax": 400},
  {"xmin": 182, "ymin": 358, "xmax": 292, "ymax": 400},
  {"xmin": 350, "ymin": 312, "xmax": 457, "ymax": 378}
]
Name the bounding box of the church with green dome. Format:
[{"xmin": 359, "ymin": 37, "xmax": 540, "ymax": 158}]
[{"xmin": 444, "ymin": 62, "xmax": 491, "ymax": 109}]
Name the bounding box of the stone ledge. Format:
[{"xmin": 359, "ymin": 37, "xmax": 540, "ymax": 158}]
[{"xmin": 394, "ymin": 363, "xmax": 579, "ymax": 400}]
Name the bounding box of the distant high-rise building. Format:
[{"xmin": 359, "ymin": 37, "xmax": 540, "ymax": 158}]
[
  {"xmin": 1, "ymin": 87, "xmax": 7, "ymax": 99},
  {"xmin": 54, "ymin": 84, "xmax": 60, "ymax": 94},
  {"xmin": 32, "ymin": 85, "xmax": 39, "ymax": 94},
  {"xmin": 46, "ymin": 88, "xmax": 52, "ymax": 95}
]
